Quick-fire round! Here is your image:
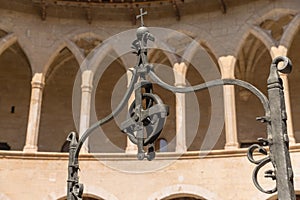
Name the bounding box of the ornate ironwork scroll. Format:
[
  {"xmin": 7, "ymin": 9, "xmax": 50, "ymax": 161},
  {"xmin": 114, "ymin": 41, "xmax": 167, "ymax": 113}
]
[
  {"xmin": 66, "ymin": 9, "xmax": 295, "ymax": 200},
  {"xmin": 246, "ymin": 56, "xmax": 295, "ymax": 199}
]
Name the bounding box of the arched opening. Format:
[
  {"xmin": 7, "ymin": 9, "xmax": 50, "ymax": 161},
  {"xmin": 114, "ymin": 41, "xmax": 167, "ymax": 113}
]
[
  {"xmin": 161, "ymin": 193, "xmax": 206, "ymax": 200},
  {"xmin": 0, "ymin": 42, "xmax": 31, "ymax": 150},
  {"xmin": 235, "ymin": 34, "xmax": 271, "ymax": 147},
  {"xmin": 259, "ymin": 14, "xmax": 294, "ymax": 42},
  {"xmin": 186, "ymin": 43, "xmax": 224, "ymax": 151},
  {"xmin": 58, "ymin": 194, "xmax": 104, "ymax": 200},
  {"xmin": 288, "ymin": 25, "xmax": 300, "ymax": 142},
  {"xmin": 90, "ymin": 56, "xmax": 127, "ymax": 153},
  {"xmin": 155, "ymin": 138, "xmax": 168, "ymax": 152},
  {"xmin": 39, "ymin": 47, "xmax": 79, "ymax": 152},
  {"xmin": 149, "ymin": 49, "xmax": 176, "ymax": 152}
]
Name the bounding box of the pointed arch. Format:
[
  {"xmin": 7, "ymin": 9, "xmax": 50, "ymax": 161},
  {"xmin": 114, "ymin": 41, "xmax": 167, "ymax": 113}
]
[
  {"xmin": 235, "ymin": 31, "xmax": 272, "ymax": 148},
  {"xmin": 281, "ymin": 13, "xmax": 300, "ymax": 49},
  {"xmin": 147, "ymin": 184, "xmax": 220, "ymax": 200},
  {"xmin": 249, "ymin": 26, "xmax": 276, "ymax": 49},
  {"xmin": 91, "ymin": 46, "xmax": 129, "ymax": 153},
  {"xmin": 71, "ymin": 31, "xmax": 105, "ymax": 43},
  {"xmin": 0, "ymin": 35, "xmax": 32, "ymax": 151},
  {"xmin": 248, "ymin": 7, "xmax": 298, "ymax": 25},
  {"xmin": 65, "ymin": 39, "xmax": 85, "ymax": 65},
  {"xmin": 43, "ymin": 42, "xmax": 82, "ymax": 76},
  {"xmin": 39, "ymin": 45, "xmax": 80, "ymax": 152},
  {"xmin": 235, "ymin": 25, "xmax": 275, "ymax": 59},
  {"xmin": 182, "ymin": 38, "xmax": 218, "ymax": 69},
  {"xmin": 0, "ymin": 33, "xmax": 33, "ymax": 74},
  {"xmin": 154, "ymin": 40, "xmax": 180, "ymax": 65},
  {"xmin": 0, "ymin": 33, "xmax": 17, "ymax": 56}
]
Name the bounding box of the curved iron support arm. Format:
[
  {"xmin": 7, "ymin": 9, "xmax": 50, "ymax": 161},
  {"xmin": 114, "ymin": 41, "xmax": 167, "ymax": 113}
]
[
  {"xmin": 67, "ymin": 69, "xmax": 138, "ymax": 200},
  {"xmin": 149, "ymin": 69, "xmax": 270, "ymax": 115},
  {"xmin": 74, "ymin": 68, "xmax": 138, "ymax": 160}
]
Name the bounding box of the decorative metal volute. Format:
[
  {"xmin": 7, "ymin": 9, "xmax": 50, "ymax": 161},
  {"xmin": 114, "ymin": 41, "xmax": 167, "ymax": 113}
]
[{"xmin": 247, "ymin": 56, "xmax": 295, "ymax": 199}]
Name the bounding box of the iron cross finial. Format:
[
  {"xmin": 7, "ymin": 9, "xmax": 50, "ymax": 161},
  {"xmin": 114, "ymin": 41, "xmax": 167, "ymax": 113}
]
[{"xmin": 136, "ymin": 8, "xmax": 147, "ymax": 26}]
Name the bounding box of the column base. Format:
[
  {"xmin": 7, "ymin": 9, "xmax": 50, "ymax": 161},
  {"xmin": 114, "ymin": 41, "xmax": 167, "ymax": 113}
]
[
  {"xmin": 289, "ymin": 136, "xmax": 296, "ymax": 145},
  {"xmin": 23, "ymin": 145, "xmax": 38, "ymax": 153},
  {"xmin": 175, "ymin": 146, "xmax": 187, "ymax": 153},
  {"xmin": 125, "ymin": 146, "xmax": 138, "ymax": 154},
  {"xmin": 224, "ymin": 143, "xmax": 239, "ymax": 150},
  {"xmin": 80, "ymin": 146, "xmax": 89, "ymax": 154}
]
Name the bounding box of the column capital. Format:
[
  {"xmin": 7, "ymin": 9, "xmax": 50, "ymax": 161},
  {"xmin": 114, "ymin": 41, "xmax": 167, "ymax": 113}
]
[
  {"xmin": 173, "ymin": 62, "xmax": 188, "ymax": 86},
  {"xmin": 269, "ymin": 47, "xmax": 295, "ymax": 144},
  {"xmin": 218, "ymin": 55, "xmax": 236, "ymax": 79},
  {"xmin": 270, "ymin": 45, "xmax": 288, "ymax": 59},
  {"xmin": 31, "ymin": 73, "xmax": 45, "ymax": 89},
  {"xmin": 126, "ymin": 68, "xmax": 134, "ymax": 87},
  {"xmin": 81, "ymin": 70, "xmax": 94, "ymax": 92}
]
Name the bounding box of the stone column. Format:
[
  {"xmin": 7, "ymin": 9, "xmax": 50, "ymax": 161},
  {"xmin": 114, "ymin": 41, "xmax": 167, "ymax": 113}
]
[
  {"xmin": 270, "ymin": 45, "xmax": 296, "ymax": 144},
  {"xmin": 174, "ymin": 62, "xmax": 188, "ymax": 153},
  {"xmin": 23, "ymin": 73, "xmax": 45, "ymax": 153},
  {"xmin": 79, "ymin": 70, "xmax": 94, "ymax": 153},
  {"xmin": 218, "ymin": 56, "xmax": 239, "ymax": 149},
  {"xmin": 125, "ymin": 69, "xmax": 138, "ymax": 153}
]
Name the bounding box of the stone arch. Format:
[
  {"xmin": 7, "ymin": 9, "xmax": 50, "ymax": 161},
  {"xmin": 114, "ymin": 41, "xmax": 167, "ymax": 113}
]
[
  {"xmin": 249, "ymin": 26, "xmax": 276, "ymax": 50},
  {"xmin": 91, "ymin": 51, "xmax": 128, "ymax": 153},
  {"xmin": 182, "ymin": 38, "xmax": 218, "ymax": 68},
  {"xmin": 0, "ymin": 37, "xmax": 32, "ymax": 150},
  {"xmin": 183, "ymin": 39, "xmax": 224, "ymax": 151},
  {"xmin": 44, "ymin": 185, "xmax": 118, "ymax": 200},
  {"xmin": 147, "ymin": 48, "xmax": 177, "ymax": 152},
  {"xmin": 147, "ymin": 184, "xmax": 220, "ymax": 200},
  {"xmin": 235, "ymin": 6, "xmax": 298, "ymax": 57},
  {"xmin": 235, "ymin": 25, "xmax": 274, "ymax": 59},
  {"xmin": 235, "ymin": 31, "xmax": 272, "ymax": 78},
  {"xmin": 71, "ymin": 31, "xmax": 104, "ymax": 42},
  {"xmin": 39, "ymin": 46, "xmax": 80, "ymax": 152},
  {"xmin": 150, "ymin": 41, "xmax": 178, "ymax": 66},
  {"xmin": 281, "ymin": 13, "xmax": 300, "ymax": 49},
  {"xmin": 0, "ymin": 33, "xmax": 18, "ymax": 56},
  {"xmin": 235, "ymin": 32, "xmax": 272, "ymax": 148},
  {"xmin": 248, "ymin": 7, "xmax": 298, "ymax": 26},
  {"xmin": 65, "ymin": 39, "xmax": 85, "ymax": 65},
  {"xmin": 168, "ymin": 24, "xmax": 222, "ymax": 57},
  {"xmin": 188, "ymin": 27, "xmax": 230, "ymax": 57},
  {"xmin": 166, "ymin": 26, "xmax": 221, "ymax": 60},
  {"xmin": 43, "ymin": 42, "xmax": 82, "ymax": 75}
]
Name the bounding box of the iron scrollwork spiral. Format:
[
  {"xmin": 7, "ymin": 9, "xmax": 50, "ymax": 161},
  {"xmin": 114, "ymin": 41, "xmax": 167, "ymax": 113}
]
[
  {"xmin": 247, "ymin": 140, "xmax": 277, "ymax": 194},
  {"xmin": 247, "ymin": 56, "xmax": 295, "ymax": 199}
]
